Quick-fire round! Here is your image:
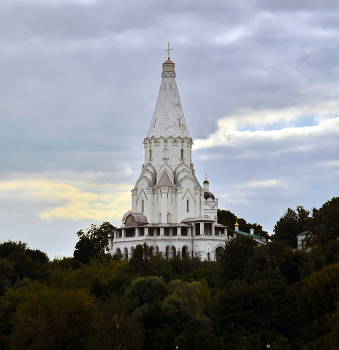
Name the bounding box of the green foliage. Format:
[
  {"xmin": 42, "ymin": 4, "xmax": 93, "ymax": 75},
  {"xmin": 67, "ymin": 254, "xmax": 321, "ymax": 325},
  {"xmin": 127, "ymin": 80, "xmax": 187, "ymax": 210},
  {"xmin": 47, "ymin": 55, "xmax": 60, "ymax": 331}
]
[
  {"xmin": 214, "ymin": 269, "xmax": 300, "ymax": 345},
  {"xmin": 273, "ymin": 206, "xmax": 310, "ymax": 248},
  {"xmin": 305, "ymin": 197, "xmax": 339, "ymax": 248},
  {"xmin": 219, "ymin": 235, "xmax": 257, "ymax": 282},
  {"xmin": 299, "ymin": 262, "xmax": 339, "ymax": 343},
  {"xmin": 94, "ymin": 294, "xmax": 143, "ymax": 350},
  {"xmin": 10, "ymin": 288, "xmax": 100, "ymax": 350},
  {"xmin": 304, "ymin": 335, "xmax": 330, "ymax": 350},
  {"xmin": 245, "ymin": 333, "xmax": 261, "ymax": 350},
  {"xmin": 218, "ymin": 209, "xmax": 269, "ymax": 238},
  {"xmin": 162, "ymin": 280, "xmax": 210, "ymax": 332},
  {"xmin": 125, "ymin": 275, "xmax": 168, "ymax": 306},
  {"xmin": 48, "ymin": 258, "xmax": 129, "ymax": 301},
  {"xmin": 324, "ymin": 239, "xmax": 339, "ymax": 265},
  {"xmin": 128, "ymin": 243, "xmax": 150, "ymax": 275},
  {"xmin": 0, "ymin": 241, "xmax": 50, "ymax": 295},
  {"xmin": 73, "ymin": 222, "xmax": 115, "ymax": 264},
  {"xmin": 2, "ymin": 197, "xmax": 339, "ymax": 350},
  {"xmin": 272, "ymin": 334, "xmax": 291, "ymax": 350},
  {"xmin": 0, "ymin": 283, "xmax": 48, "ymax": 348}
]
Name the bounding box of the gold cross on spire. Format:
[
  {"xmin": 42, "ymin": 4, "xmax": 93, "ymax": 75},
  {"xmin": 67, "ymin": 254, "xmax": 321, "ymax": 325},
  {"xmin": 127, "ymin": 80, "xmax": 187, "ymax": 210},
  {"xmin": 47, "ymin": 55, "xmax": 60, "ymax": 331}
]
[{"xmin": 165, "ymin": 42, "xmax": 172, "ymax": 60}]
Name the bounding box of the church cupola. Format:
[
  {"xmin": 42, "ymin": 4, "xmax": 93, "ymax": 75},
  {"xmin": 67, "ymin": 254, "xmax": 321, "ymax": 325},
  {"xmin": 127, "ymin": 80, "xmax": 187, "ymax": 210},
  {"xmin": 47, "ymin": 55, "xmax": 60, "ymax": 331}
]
[
  {"xmin": 203, "ymin": 174, "xmax": 209, "ymax": 191},
  {"xmin": 203, "ymin": 174, "xmax": 215, "ymax": 200},
  {"xmin": 235, "ymin": 217, "xmax": 239, "ymax": 231},
  {"xmin": 162, "ymin": 59, "xmax": 176, "ymax": 77}
]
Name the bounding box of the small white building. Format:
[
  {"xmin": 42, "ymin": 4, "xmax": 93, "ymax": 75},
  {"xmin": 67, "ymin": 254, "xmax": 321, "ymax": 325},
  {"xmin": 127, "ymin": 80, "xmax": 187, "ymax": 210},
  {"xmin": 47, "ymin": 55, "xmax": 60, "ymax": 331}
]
[{"xmin": 108, "ymin": 54, "xmax": 260, "ymax": 261}]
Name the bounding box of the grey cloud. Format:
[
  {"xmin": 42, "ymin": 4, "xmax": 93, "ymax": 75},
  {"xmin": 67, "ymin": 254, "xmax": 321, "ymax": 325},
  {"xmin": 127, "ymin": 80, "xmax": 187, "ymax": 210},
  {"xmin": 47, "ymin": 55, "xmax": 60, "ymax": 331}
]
[{"xmin": 1, "ymin": 0, "xmax": 339, "ymax": 254}]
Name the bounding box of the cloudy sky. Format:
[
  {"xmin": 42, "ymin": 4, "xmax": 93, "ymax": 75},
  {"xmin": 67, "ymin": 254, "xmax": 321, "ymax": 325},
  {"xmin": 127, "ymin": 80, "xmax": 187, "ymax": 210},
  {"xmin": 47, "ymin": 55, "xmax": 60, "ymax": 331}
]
[{"xmin": 1, "ymin": 0, "xmax": 339, "ymax": 258}]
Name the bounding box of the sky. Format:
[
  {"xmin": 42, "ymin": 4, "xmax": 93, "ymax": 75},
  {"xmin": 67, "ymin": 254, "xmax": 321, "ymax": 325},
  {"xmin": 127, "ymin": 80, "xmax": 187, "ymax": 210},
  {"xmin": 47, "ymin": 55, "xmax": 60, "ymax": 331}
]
[{"xmin": 1, "ymin": 0, "xmax": 339, "ymax": 258}]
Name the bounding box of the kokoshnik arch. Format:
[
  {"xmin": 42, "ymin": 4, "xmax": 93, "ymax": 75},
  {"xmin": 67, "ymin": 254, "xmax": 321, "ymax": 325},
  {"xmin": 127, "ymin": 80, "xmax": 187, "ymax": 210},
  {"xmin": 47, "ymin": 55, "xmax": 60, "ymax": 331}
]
[{"xmin": 108, "ymin": 49, "xmax": 265, "ymax": 261}]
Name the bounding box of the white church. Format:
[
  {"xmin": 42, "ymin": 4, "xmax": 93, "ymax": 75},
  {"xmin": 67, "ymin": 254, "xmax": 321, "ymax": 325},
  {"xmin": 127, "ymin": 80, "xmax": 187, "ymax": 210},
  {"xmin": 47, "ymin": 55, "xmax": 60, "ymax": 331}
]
[{"xmin": 108, "ymin": 50, "xmax": 265, "ymax": 261}]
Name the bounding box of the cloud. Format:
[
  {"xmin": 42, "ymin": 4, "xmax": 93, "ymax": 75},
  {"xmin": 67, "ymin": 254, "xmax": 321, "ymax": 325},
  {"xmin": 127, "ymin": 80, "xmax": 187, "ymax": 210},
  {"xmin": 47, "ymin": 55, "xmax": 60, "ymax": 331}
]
[
  {"xmin": 1, "ymin": 0, "xmax": 339, "ymax": 255},
  {"xmin": 244, "ymin": 179, "xmax": 279, "ymax": 188},
  {"xmin": 0, "ymin": 176, "xmax": 132, "ymax": 223},
  {"xmin": 193, "ymin": 103, "xmax": 339, "ymax": 154}
]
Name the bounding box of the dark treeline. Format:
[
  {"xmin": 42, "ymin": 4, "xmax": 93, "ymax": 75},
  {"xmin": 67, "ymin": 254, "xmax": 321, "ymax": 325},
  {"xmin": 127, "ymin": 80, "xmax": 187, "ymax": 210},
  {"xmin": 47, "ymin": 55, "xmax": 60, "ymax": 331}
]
[{"xmin": 0, "ymin": 197, "xmax": 339, "ymax": 350}]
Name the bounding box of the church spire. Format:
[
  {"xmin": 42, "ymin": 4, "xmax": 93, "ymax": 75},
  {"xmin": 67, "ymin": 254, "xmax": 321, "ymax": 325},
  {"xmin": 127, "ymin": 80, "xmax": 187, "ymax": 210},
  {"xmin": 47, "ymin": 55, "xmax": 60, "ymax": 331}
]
[{"xmin": 146, "ymin": 52, "xmax": 190, "ymax": 140}]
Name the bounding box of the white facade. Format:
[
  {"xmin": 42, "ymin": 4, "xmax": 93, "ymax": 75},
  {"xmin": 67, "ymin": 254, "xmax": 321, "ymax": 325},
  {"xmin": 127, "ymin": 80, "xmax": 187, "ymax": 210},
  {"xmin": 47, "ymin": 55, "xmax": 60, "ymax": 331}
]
[{"xmin": 109, "ymin": 57, "xmax": 231, "ymax": 261}]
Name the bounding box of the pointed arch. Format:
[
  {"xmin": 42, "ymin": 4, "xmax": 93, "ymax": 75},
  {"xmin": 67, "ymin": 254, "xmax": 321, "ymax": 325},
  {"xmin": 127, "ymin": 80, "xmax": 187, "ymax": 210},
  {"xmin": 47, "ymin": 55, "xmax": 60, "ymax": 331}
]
[
  {"xmin": 135, "ymin": 163, "xmax": 156, "ymax": 188},
  {"xmin": 136, "ymin": 188, "xmax": 147, "ymax": 203},
  {"xmin": 158, "ymin": 171, "xmax": 173, "ymax": 187},
  {"xmin": 123, "ymin": 247, "xmax": 128, "ymax": 260},
  {"xmin": 156, "ymin": 162, "xmax": 174, "ymax": 186},
  {"xmin": 174, "ymin": 162, "xmax": 194, "ymax": 184},
  {"xmin": 215, "ymin": 245, "xmax": 225, "ymax": 261},
  {"xmin": 182, "ymin": 246, "xmax": 189, "ymax": 259},
  {"xmin": 182, "ymin": 187, "xmax": 195, "ymax": 202}
]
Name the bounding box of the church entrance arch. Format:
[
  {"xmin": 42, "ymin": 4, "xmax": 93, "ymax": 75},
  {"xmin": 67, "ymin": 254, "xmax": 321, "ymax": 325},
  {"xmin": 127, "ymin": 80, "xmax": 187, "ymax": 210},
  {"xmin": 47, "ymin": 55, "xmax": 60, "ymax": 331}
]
[
  {"xmin": 171, "ymin": 246, "xmax": 176, "ymax": 259},
  {"xmin": 182, "ymin": 246, "xmax": 188, "ymax": 259},
  {"xmin": 215, "ymin": 246, "xmax": 224, "ymax": 261},
  {"xmin": 165, "ymin": 246, "xmax": 170, "ymax": 260},
  {"xmin": 149, "ymin": 246, "xmax": 154, "ymax": 257}
]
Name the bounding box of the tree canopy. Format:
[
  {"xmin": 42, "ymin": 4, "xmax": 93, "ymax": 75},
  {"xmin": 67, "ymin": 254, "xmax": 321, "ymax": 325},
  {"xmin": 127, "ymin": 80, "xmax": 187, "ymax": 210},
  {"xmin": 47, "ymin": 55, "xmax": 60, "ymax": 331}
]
[
  {"xmin": 217, "ymin": 209, "xmax": 269, "ymax": 239},
  {"xmin": 73, "ymin": 222, "xmax": 115, "ymax": 264},
  {"xmin": 272, "ymin": 206, "xmax": 310, "ymax": 248},
  {"xmin": 2, "ymin": 197, "xmax": 339, "ymax": 349}
]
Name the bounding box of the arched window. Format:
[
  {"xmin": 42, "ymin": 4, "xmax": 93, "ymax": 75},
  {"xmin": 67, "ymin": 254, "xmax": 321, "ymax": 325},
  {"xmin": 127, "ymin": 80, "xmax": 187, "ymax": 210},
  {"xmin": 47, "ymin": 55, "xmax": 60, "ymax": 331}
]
[
  {"xmin": 180, "ymin": 148, "xmax": 184, "ymax": 159},
  {"xmin": 187, "ymin": 199, "xmax": 189, "ymax": 212},
  {"xmin": 149, "ymin": 149, "xmax": 152, "ymax": 159},
  {"xmin": 141, "ymin": 199, "xmax": 144, "ymax": 213}
]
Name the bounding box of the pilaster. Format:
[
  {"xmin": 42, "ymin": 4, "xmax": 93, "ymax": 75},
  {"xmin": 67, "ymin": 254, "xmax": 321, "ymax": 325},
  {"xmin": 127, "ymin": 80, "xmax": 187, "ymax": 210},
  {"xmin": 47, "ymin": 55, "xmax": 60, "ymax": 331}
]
[
  {"xmin": 161, "ymin": 186, "xmax": 169, "ymax": 223},
  {"xmin": 131, "ymin": 188, "xmax": 137, "ymax": 212},
  {"xmin": 147, "ymin": 187, "xmax": 153, "ymax": 222},
  {"xmin": 195, "ymin": 187, "xmax": 201, "ymax": 217}
]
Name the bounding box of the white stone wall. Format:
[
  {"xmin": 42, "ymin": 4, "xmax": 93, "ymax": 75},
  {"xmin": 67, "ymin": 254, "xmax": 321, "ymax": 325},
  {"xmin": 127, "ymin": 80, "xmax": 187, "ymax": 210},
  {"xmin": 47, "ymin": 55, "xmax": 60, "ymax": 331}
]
[
  {"xmin": 143, "ymin": 137, "xmax": 192, "ymax": 172},
  {"xmin": 109, "ymin": 232, "xmax": 229, "ymax": 261}
]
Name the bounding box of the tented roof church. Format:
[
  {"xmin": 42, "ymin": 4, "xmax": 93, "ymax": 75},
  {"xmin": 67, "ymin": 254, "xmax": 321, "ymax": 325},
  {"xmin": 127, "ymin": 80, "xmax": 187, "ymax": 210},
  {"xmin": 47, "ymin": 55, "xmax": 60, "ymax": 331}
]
[{"xmin": 108, "ymin": 50, "xmax": 264, "ymax": 260}]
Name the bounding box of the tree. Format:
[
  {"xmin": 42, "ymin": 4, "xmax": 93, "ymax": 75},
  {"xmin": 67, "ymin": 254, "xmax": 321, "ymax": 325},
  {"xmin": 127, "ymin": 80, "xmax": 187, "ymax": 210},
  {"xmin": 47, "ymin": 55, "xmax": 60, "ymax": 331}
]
[
  {"xmin": 299, "ymin": 262, "xmax": 339, "ymax": 344},
  {"xmin": 124, "ymin": 276, "xmax": 168, "ymax": 349},
  {"xmin": 219, "ymin": 235, "xmax": 257, "ymax": 282},
  {"xmin": 10, "ymin": 288, "xmax": 100, "ymax": 350},
  {"xmin": 94, "ymin": 294, "xmax": 143, "ymax": 350},
  {"xmin": 124, "ymin": 276, "xmax": 168, "ymax": 307},
  {"xmin": 217, "ymin": 210, "xmax": 269, "ymax": 239},
  {"xmin": 213, "ymin": 269, "xmax": 300, "ymax": 347},
  {"xmin": 304, "ymin": 197, "xmax": 339, "ymax": 248},
  {"xmin": 74, "ymin": 222, "xmax": 115, "ymax": 264},
  {"xmin": 128, "ymin": 244, "xmax": 150, "ymax": 275},
  {"xmin": 161, "ymin": 280, "xmax": 210, "ymax": 333},
  {"xmin": 273, "ymin": 206, "xmax": 310, "ymax": 248},
  {"xmin": 272, "ymin": 335, "xmax": 291, "ymax": 350},
  {"xmin": 0, "ymin": 241, "xmax": 50, "ymax": 284}
]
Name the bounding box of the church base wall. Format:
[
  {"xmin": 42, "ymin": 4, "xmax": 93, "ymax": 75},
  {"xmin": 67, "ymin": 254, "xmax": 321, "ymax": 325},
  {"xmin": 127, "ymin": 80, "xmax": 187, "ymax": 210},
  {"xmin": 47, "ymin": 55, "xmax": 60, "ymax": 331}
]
[{"xmin": 109, "ymin": 235, "xmax": 229, "ymax": 261}]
